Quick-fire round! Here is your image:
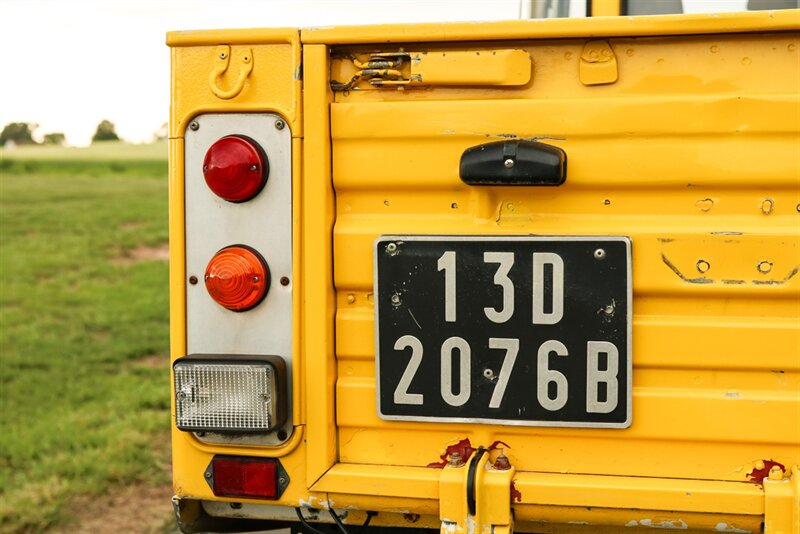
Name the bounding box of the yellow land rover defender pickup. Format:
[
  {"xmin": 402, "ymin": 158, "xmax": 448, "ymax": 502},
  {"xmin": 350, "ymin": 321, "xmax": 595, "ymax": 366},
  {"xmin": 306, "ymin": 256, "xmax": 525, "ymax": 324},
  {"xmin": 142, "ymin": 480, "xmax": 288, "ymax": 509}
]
[{"xmin": 167, "ymin": 2, "xmax": 800, "ymax": 533}]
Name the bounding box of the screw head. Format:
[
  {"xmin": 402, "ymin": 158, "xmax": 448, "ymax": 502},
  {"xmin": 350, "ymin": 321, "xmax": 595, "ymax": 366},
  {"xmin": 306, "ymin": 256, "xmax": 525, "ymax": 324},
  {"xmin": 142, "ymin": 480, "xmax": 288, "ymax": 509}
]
[
  {"xmin": 391, "ymin": 293, "xmax": 402, "ymax": 306},
  {"xmin": 189, "ymin": 275, "xmax": 198, "ymax": 285},
  {"xmin": 504, "ymin": 158, "xmax": 515, "ymax": 169},
  {"xmin": 279, "ymin": 477, "xmax": 287, "ymax": 485},
  {"xmin": 204, "ymin": 471, "xmax": 212, "ymax": 479},
  {"xmin": 493, "ymin": 454, "xmax": 511, "ymax": 470},
  {"xmin": 189, "ymin": 121, "xmax": 199, "ymax": 131},
  {"xmin": 386, "ymin": 242, "xmax": 398, "ymax": 254},
  {"xmin": 275, "ymin": 119, "xmax": 285, "ymax": 130},
  {"xmin": 448, "ymin": 452, "xmax": 464, "ymax": 467},
  {"xmin": 280, "ymin": 276, "xmax": 290, "ymax": 286},
  {"xmin": 594, "ymin": 248, "xmax": 606, "ymax": 260}
]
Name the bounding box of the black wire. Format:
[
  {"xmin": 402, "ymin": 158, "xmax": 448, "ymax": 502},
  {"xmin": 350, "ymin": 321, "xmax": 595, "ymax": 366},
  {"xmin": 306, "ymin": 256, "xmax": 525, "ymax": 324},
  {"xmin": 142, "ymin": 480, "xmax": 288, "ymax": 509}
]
[
  {"xmin": 361, "ymin": 511, "xmax": 377, "ymax": 532},
  {"xmin": 329, "ymin": 509, "xmax": 350, "ymax": 534},
  {"xmin": 295, "ymin": 507, "xmax": 329, "ymax": 534}
]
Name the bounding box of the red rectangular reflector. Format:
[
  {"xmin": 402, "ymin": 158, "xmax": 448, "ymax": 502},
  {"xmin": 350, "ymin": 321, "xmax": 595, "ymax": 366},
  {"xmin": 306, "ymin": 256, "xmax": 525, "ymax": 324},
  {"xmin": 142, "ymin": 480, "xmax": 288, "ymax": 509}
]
[{"xmin": 212, "ymin": 456, "xmax": 278, "ymax": 499}]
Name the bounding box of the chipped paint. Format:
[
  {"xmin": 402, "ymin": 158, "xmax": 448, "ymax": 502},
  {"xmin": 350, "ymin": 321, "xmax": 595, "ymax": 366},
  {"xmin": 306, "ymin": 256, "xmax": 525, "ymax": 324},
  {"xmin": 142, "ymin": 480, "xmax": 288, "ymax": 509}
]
[
  {"xmin": 710, "ymin": 231, "xmax": 743, "ymax": 236},
  {"xmin": 747, "ymin": 459, "xmax": 785, "ymax": 483},
  {"xmin": 724, "ymin": 391, "xmax": 742, "ymax": 398},
  {"xmin": 714, "ymin": 522, "xmax": 753, "ymax": 533},
  {"xmin": 661, "ymin": 254, "xmax": 713, "ymax": 284},
  {"xmin": 427, "ymin": 438, "xmax": 510, "ymax": 468}
]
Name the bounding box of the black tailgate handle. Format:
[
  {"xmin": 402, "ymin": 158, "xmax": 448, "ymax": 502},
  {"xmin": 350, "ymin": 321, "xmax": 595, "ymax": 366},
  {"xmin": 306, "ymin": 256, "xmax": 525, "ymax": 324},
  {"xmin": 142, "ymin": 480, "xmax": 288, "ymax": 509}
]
[{"xmin": 459, "ymin": 139, "xmax": 567, "ymax": 186}]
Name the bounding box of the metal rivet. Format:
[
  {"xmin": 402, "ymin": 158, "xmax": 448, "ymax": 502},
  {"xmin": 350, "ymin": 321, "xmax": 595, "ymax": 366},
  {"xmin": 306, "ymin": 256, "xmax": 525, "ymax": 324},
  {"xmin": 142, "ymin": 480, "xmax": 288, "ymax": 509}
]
[
  {"xmin": 696, "ymin": 259, "xmax": 710, "ymax": 273},
  {"xmin": 219, "ymin": 52, "xmax": 227, "ymax": 60},
  {"xmin": 275, "ymin": 119, "xmax": 285, "ymax": 130},
  {"xmin": 761, "ymin": 198, "xmax": 774, "ymax": 215},
  {"xmin": 189, "ymin": 121, "xmax": 199, "ymax": 131},
  {"xmin": 757, "ymin": 261, "xmax": 773, "ymax": 274},
  {"xmin": 603, "ymin": 199, "xmax": 611, "ymax": 206},
  {"xmin": 594, "ymin": 248, "xmax": 606, "ymax": 260},
  {"xmin": 386, "ymin": 242, "xmax": 398, "ymax": 254},
  {"xmin": 204, "ymin": 471, "xmax": 212, "ymax": 479},
  {"xmin": 346, "ymin": 294, "xmax": 356, "ymax": 304},
  {"xmin": 280, "ymin": 276, "xmax": 290, "ymax": 286},
  {"xmin": 391, "ymin": 293, "xmax": 402, "ymax": 306},
  {"xmin": 504, "ymin": 158, "xmax": 514, "ymax": 169},
  {"xmin": 188, "ymin": 276, "xmax": 198, "ymax": 285},
  {"xmin": 279, "ymin": 477, "xmax": 287, "ymax": 485}
]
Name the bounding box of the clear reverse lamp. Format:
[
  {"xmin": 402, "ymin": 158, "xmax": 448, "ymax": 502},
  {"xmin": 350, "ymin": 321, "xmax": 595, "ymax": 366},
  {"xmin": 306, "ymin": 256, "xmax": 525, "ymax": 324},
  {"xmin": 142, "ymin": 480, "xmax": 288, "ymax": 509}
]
[{"xmin": 173, "ymin": 355, "xmax": 286, "ymax": 433}]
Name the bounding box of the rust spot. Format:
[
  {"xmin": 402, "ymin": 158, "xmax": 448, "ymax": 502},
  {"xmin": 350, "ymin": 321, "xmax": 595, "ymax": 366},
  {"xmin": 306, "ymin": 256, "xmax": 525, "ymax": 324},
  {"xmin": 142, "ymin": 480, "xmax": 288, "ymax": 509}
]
[
  {"xmin": 510, "ymin": 480, "xmax": 522, "ymax": 503},
  {"xmin": 403, "ymin": 513, "xmax": 420, "ymax": 523},
  {"xmin": 747, "ymin": 459, "xmax": 785, "ymax": 483},
  {"xmin": 426, "ymin": 438, "xmax": 510, "ymax": 468}
]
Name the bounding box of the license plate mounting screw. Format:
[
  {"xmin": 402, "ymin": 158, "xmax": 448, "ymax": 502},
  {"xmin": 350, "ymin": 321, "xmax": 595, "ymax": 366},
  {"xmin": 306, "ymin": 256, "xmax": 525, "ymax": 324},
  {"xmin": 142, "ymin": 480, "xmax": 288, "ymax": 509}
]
[
  {"xmin": 483, "ymin": 368, "xmax": 495, "ymax": 380},
  {"xmin": 504, "ymin": 158, "xmax": 515, "ymax": 169},
  {"xmin": 386, "ymin": 242, "xmax": 398, "ymax": 255},
  {"xmin": 594, "ymin": 248, "xmax": 606, "ymax": 260},
  {"xmin": 391, "ymin": 292, "xmax": 402, "ymax": 306}
]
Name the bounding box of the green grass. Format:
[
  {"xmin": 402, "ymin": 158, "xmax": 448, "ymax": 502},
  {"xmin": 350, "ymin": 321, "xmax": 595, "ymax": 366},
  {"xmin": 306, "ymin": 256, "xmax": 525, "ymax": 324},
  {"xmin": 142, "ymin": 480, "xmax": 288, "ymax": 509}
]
[
  {"xmin": 1, "ymin": 141, "xmax": 168, "ymax": 178},
  {"xmin": 0, "ymin": 144, "xmax": 170, "ymax": 533}
]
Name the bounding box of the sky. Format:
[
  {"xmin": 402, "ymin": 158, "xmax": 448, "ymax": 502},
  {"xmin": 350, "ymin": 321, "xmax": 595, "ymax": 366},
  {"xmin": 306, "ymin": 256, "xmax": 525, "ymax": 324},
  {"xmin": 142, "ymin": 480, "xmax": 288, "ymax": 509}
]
[{"xmin": 0, "ymin": 0, "xmax": 752, "ymax": 146}]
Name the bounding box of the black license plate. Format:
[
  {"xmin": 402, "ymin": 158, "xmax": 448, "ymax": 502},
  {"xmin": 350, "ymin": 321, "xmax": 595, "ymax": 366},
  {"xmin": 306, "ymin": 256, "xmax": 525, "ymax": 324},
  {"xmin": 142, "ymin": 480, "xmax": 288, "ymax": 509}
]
[{"xmin": 374, "ymin": 236, "xmax": 631, "ymax": 428}]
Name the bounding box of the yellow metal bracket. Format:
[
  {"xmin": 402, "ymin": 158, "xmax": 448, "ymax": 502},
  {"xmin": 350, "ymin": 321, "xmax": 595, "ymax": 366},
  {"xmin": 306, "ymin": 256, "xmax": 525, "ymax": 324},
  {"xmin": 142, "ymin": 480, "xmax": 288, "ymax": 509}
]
[
  {"xmin": 209, "ymin": 45, "xmax": 254, "ymax": 99},
  {"xmin": 439, "ymin": 450, "xmax": 516, "ymax": 534},
  {"xmin": 579, "ymin": 40, "xmax": 618, "ymax": 85},
  {"xmin": 331, "ymin": 49, "xmax": 531, "ymax": 91},
  {"xmin": 763, "ymin": 465, "xmax": 799, "ymax": 533}
]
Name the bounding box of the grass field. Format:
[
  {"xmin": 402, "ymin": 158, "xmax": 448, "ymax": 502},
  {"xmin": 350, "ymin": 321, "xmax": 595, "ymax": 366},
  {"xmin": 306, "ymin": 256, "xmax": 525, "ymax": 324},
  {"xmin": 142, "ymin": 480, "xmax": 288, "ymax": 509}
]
[{"xmin": 0, "ymin": 141, "xmax": 172, "ymax": 533}]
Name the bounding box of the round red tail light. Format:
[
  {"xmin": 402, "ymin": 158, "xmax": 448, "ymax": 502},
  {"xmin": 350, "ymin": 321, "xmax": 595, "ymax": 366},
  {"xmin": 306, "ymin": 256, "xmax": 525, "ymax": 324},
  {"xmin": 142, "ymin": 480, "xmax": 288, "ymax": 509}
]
[
  {"xmin": 202, "ymin": 135, "xmax": 268, "ymax": 202},
  {"xmin": 205, "ymin": 246, "xmax": 270, "ymax": 311}
]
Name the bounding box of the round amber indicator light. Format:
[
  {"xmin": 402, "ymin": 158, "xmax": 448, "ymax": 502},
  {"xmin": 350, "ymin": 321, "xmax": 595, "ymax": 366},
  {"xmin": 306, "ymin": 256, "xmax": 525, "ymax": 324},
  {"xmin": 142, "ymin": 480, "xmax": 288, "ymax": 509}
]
[
  {"xmin": 202, "ymin": 135, "xmax": 268, "ymax": 202},
  {"xmin": 204, "ymin": 246, "xmax": 270, "ymax": 311}
]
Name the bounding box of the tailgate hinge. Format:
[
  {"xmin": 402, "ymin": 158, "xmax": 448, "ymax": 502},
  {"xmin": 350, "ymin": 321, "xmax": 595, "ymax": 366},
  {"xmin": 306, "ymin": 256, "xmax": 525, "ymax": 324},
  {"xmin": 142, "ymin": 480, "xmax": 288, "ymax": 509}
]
[
  {"xmin": 331, "ymin": 49, "xmax": 531, "ymax": 91},
  {"xmin": 440, "ymin": 448, "xmax": 516, "ymax": 534}
]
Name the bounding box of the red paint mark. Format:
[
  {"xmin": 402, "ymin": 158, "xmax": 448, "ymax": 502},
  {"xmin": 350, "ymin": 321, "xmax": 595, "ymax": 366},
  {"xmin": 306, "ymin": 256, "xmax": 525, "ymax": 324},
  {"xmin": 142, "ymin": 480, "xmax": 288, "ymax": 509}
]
[
  {"xmin": 747, "ymin": 460, "xmax": 785, "ymax": 483},
  {"xmin": 426, "ymin": 438, "xmax": 512, "ymax": 468},
  {"xmin": 510, "ymin": 480, "xmax": 522, "ymax": 503}
]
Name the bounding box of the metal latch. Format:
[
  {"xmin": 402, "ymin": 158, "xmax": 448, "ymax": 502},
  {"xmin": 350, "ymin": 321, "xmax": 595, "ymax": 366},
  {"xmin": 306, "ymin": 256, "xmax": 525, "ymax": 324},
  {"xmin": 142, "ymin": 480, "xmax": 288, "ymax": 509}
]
[{"xmin": 331, "ymin": 49, "xmax": 532, "ymax": 91}]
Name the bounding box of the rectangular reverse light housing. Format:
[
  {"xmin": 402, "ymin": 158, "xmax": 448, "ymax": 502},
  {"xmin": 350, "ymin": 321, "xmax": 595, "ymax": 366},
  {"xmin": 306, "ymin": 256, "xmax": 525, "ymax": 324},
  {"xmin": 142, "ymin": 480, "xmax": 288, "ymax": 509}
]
[{"xmin": 173, "ymin": 354, "xmax": 287, "ymax": 433}]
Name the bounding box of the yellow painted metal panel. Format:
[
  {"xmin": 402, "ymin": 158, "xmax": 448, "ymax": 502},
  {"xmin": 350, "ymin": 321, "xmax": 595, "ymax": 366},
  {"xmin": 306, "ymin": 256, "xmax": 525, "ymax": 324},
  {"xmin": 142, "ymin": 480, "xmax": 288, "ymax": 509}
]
[
  {"xmin": 302, "ymin": 10, "xmax": 799, "ymax": 44},
  {"xmin": 300, "ymin": 43, "xmax": 338, "ymax": 486},
  {"xmin": 329, "ymin": 21, "xmax": 800, "ymax": 501},
  {"xmin": 167, "ymin": 31, "xmax": 302, "ymax": 138}
]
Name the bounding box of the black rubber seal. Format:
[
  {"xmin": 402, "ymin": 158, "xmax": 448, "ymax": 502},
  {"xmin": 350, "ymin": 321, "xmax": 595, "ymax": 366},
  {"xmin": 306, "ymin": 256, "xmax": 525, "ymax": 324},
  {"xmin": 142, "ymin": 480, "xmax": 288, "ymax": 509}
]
[{"xmin": 466, "ymin": 447, "xmax": 487, "ymax": 516}]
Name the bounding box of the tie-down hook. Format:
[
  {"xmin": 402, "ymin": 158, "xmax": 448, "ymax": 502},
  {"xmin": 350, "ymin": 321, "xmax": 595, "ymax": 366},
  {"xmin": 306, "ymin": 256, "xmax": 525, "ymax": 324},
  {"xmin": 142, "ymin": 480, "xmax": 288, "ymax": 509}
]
[{"xmin": 209, "ymin": 45, "xmax": 253, "ymax": 99}]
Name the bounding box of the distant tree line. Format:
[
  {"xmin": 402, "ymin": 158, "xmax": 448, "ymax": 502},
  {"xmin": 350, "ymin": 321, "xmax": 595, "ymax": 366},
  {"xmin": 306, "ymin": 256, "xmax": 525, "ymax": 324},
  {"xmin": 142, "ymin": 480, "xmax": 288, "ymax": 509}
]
[{"xmin": 0, "ymin": 120, "xmax": 129, "ymax": 147}]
